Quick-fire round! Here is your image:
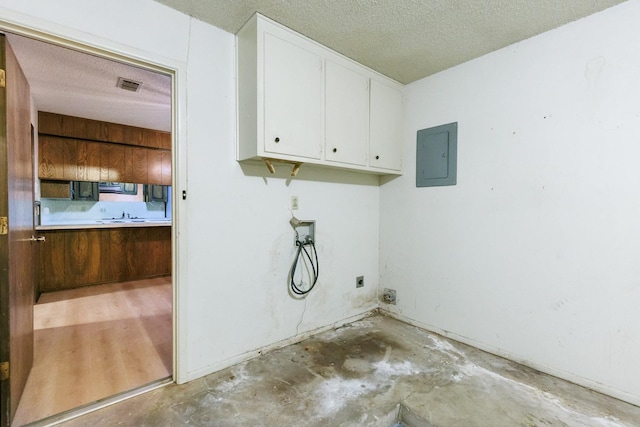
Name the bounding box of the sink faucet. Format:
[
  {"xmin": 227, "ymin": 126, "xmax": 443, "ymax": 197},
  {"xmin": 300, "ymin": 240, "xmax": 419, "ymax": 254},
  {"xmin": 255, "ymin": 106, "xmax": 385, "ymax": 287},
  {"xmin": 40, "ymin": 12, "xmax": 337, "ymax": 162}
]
[{"xmin": 121, "ymin": 211, "xmax": 125, "ymax": 218}]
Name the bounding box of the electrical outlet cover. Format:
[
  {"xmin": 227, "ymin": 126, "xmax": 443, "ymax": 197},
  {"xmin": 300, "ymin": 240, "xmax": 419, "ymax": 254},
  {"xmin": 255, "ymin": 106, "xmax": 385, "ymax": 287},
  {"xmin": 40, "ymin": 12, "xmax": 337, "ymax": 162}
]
[{"xmin": 382, "ymin": 288, "xmax": 396, "ymax": 305}]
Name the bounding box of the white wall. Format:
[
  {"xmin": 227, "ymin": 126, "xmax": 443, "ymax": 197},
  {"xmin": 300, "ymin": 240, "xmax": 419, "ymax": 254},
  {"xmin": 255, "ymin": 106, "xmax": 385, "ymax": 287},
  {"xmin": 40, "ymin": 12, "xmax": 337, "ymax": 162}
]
[
  {"xmin": 381, "ymin": 1, "xmax": 640, "ymax": 405},
  {"xmin": 0, "ymin": 0, "xmax": 379, "ymax": 383}
]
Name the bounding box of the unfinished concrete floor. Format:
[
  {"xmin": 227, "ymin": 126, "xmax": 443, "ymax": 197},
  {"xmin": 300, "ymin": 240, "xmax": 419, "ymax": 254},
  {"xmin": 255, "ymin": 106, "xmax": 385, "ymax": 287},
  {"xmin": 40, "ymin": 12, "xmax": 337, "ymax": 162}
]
[{"xmin": 54, "ymin": 314, "xmax": 639, "ymax": 427}]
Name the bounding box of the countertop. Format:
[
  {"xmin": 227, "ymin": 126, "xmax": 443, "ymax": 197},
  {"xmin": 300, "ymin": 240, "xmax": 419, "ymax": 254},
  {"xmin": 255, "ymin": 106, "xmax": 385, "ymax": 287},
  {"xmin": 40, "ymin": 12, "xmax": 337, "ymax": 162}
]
[{"xmin": 36, "ymin": 219, "xmax": 172, "ymax": 231}]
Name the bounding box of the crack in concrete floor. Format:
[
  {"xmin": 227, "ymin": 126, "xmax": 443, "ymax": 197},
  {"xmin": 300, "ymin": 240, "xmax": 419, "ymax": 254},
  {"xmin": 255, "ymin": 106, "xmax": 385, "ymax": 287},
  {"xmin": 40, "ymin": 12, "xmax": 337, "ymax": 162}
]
[{"xmin": 56, "ymin": 314, "xmax": 640, "ymax": 427}]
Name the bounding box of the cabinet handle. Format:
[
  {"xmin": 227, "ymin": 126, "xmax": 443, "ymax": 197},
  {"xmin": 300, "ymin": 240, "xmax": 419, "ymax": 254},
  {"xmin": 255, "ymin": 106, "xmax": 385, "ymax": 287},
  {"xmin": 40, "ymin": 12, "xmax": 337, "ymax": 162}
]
[
  {"xmin": 332, "ymin": 148, "xmax": 337, "ymax": 153},
  {"xmin": 274, "ymin": 137, "xmax": 280, "ymax": 143},
  {"xmin": 375, "ymin": 155, "xmax": 380, "ymax": 160}
]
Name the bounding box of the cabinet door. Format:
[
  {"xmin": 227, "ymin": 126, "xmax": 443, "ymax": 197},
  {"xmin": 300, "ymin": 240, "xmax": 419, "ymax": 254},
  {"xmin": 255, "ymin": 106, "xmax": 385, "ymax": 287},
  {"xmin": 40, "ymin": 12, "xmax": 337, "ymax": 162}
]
[
  {"xmin": 369, "ymin": 80, "xmax": 403, "ymax": 171},
  {"xmin": 38, "ymin": 135, "xmax": 64, "ymax": 179},
  {"xmin": 108, "ymin": 228, "xmax": 135, "ymax": 282},
  {"xmin": 131, "ymin": 147, "xmax": 149, "ymax": 184},
  {"xmin": 100, "ymin": 143, "xmax": 117, "ymax": 182},
  {"xmin": 148, "ymin": 149, "xmax": 163, "ymax": 185},
  {"xmin": 64, "ymin": 230, "xmax": 102, "ymax": 287},
  {"xmin": 108, "ymin": 144, "xmax": 125, "ymax": 182},
  {"xmin": 263, "ymin": 33, "xmax": 323, "ymax": 159},
  {"xmin": 86, "ymin": 141, "xmax": 102, "ymax": 182},
  {"xmin": 38, "ymin": 136, "xmax": 78, "ymax": 180},
  {"xmin": 325, "ymin": 61, "xmax": 369, "ymax": 166},
  {"xmin": 161, "ymin": 150, "xmax": 171, "ymax": 185},
  {"xmin": 40, "ymin": 231, "xmax": 65, "ymax": 292}
]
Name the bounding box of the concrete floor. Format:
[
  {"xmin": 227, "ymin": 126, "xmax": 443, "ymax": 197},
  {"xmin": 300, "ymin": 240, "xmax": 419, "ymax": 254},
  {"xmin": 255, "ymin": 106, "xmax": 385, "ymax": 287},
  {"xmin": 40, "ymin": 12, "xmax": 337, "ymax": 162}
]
[{"xmin": 52, "ymin": 314, "xmax": 639, "ymax": 427}]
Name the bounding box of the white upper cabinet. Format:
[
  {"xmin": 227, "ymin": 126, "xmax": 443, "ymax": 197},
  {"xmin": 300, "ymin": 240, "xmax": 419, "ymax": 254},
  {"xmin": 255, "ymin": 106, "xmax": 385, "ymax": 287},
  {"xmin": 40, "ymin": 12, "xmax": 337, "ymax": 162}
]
[
  {"xmin": 369, "ymin": 80, "xmax": 403, "ymax": 171},
  {"xmin": 237, "ymin": 13, "xmax": 403, "ymax": 176},
  {"xmin": 263, "ymin": 34, "xmax": 324, "ymax": 159},
  {"xmin": 325, "ymin": 60, "xmax": 369, "ymax": 166}
]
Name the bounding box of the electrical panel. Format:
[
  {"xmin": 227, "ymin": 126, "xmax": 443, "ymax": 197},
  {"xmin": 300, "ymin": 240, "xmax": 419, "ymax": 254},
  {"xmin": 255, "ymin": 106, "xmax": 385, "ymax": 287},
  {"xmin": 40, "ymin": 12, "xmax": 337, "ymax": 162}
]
[{"xmin": 416, "ymin": 122, "xmax": 458, "ymax": 187}]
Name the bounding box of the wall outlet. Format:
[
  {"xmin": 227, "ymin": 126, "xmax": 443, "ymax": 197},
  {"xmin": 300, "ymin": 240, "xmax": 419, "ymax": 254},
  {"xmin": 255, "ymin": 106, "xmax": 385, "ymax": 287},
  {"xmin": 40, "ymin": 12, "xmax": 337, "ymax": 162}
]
[
  {"xmin": 382, "ymin": 288, "xmax": 396, "ymax": 305},
  {"xmin": 291, "ymin": 196, "xmax": 299, "ymax": 210},
  {"xmin": 356, "ymin": 276, "xmax": 364, "ymax": 288}
]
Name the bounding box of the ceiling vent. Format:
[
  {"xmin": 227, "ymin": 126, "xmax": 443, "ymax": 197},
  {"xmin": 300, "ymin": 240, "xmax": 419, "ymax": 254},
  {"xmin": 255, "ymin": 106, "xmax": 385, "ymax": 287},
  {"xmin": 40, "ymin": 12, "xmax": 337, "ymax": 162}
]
[{"xmin": 116, "ymin": 77, "xmax": 142, "ymax": 92}]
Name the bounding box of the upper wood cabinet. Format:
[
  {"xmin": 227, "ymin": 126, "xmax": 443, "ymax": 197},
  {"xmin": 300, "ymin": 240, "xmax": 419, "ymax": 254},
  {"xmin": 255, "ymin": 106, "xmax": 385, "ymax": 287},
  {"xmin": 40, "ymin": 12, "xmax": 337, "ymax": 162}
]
[
  {"xmin": 237, "ymin": 13, "xmax": 404, "ymax": 175},
  {"xmin": 39, "ymin": 112, "xmax": 171, "ymax": 150},
  {"xmin": 38, "ymin": 113, "xmax": 171, "ymax": 185}
]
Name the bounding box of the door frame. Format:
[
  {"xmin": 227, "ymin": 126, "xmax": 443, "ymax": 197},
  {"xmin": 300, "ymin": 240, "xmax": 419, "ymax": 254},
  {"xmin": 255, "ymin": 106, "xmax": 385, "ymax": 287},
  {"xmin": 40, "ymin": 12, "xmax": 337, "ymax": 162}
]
[{"xmin": 0, "ymin": 12, "xmax": 188, "ymax": 389}]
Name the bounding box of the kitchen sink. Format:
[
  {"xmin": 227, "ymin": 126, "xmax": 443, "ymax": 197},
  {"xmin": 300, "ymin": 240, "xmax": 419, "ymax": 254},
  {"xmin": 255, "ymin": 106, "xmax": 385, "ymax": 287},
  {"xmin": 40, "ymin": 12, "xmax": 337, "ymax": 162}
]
[{"xmin": 95, "ymin": 219, "xmax": 170, "ymax": 224}]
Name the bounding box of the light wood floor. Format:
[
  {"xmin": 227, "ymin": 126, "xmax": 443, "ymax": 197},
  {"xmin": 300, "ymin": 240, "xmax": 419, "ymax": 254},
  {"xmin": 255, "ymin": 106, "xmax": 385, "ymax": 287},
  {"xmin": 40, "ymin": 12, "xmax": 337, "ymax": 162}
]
[{"xmin": 13, "ymin": 277, "xmax": 172, "ymax": 426}]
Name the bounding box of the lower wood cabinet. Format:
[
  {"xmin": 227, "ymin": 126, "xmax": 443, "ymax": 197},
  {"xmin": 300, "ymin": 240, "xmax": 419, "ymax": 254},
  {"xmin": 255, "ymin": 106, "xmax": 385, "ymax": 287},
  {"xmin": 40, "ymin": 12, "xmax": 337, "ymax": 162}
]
[{"xmin": 38, "ymin": 227, "xmax": 171, "ymax": 292}]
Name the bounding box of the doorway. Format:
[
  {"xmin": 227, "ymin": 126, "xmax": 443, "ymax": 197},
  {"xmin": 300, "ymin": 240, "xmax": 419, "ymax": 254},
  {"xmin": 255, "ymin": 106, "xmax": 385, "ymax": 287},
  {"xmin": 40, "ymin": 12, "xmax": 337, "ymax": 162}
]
[{"xmin": 2, "ymin": 31, "xmax": 177, "ymax": 426}]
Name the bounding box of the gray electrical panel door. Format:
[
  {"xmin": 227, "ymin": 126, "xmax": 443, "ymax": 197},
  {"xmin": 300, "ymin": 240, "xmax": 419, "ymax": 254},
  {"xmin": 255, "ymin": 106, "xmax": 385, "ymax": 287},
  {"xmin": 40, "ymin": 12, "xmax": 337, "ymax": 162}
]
[{"xmin": 416, "ymin": 122, "xmax": 457, "ymax": 187}]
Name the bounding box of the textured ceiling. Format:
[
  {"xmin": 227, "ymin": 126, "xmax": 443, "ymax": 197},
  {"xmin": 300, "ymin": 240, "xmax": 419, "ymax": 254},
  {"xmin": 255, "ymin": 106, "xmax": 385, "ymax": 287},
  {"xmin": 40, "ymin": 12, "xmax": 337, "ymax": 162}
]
[
  {"xmin": 154, "ymin": 0, "xmax": 626, "ymax": 84},
  {"xmin": 4, "ymin": 1, "xmax": 626, "ymax": 132},
  {"xmin": 6, "ymin": 33, "xmax": 172, "ymax": 132}
]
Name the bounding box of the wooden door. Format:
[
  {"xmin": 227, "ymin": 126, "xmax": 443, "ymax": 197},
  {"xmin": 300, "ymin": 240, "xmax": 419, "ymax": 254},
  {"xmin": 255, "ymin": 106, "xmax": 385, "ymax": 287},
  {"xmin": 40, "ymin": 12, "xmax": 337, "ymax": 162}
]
[{"xmin": 0, "ymin": 35, "xmax": 35, "ymax": 427}]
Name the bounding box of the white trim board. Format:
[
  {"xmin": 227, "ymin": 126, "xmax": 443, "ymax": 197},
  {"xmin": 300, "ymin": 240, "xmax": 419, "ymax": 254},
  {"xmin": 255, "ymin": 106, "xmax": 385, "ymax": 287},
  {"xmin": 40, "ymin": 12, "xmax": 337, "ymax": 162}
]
[{"xmin": 0, "ymin": 7, "xmax": 189, "ymax": 384}]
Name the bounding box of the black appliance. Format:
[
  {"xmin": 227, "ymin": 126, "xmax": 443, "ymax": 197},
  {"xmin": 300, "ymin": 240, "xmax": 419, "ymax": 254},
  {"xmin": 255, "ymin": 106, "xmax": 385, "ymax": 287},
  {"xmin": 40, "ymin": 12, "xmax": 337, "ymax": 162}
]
[
  {"xmin": 71, "ymin": 181, "xmax": 99, "ymax": 201},
  {"xmin": 98, "ymin": 182, "xmax": 138, "ymax": 194},
  {"xmin": 144, "ymin": 184, "xmax": 168, "ymax": 202}
]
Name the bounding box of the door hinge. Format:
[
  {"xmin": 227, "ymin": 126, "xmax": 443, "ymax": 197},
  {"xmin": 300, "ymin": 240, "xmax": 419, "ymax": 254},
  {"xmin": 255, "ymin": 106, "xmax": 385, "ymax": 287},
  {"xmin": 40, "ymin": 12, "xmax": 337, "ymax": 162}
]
[
  {"xmin": 0, "ymin": 69, "xmax": 5, "ymax": 88},
  {"xmin": 0, "ymin": 361, "xmax": 8, "ymax": 381},
  {"xmin": 0, "ymin": 217, "xmax": 7, "ymax": 235}
]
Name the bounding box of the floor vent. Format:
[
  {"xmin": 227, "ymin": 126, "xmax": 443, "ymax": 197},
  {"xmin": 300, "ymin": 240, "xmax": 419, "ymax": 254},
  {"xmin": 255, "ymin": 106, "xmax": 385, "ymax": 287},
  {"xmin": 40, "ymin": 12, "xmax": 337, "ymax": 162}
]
[{"xmin": 117, "ymin": 77, "xmax": 142, "ymax": 92}]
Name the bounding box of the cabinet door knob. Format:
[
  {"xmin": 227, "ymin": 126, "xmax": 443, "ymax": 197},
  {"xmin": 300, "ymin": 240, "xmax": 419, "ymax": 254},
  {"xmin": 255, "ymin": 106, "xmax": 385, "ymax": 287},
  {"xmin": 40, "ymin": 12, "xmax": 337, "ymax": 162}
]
[
  {"xmin": 274, "ymin": 137, "xmax": 280, "ymax": 143},
  {"xmin": 375, "ymin": 155, "xmax": 380, "ymax": 160},
  {"xmin": 332, "ymin": 148, "xmax": 337, "ymax": 153}
]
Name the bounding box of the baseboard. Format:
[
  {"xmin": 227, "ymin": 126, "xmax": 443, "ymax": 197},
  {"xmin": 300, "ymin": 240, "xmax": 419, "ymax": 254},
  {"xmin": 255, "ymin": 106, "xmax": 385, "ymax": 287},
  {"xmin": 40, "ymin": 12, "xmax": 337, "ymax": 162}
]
[
  {"xmin": 184, "ymin": 307, "xmax": 378, "ymax": 383},
  {"xmin": 380, "ymin": 308, "xmax": 640, "ymax": 408}
]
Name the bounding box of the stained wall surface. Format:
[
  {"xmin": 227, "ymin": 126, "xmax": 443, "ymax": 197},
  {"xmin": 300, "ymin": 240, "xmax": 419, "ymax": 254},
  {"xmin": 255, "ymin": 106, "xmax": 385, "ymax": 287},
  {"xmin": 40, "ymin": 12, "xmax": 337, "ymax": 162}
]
[
  {"xmin": 2, "ymin": 0, "xmax": 639, "ymax": 408},
  {"xmin": 380, "ymin": 0, "xmax": 640, "ymax": 405},
  {"xmin": 0, "ymin": 0, "xmax": 380, "ymax": 383}
]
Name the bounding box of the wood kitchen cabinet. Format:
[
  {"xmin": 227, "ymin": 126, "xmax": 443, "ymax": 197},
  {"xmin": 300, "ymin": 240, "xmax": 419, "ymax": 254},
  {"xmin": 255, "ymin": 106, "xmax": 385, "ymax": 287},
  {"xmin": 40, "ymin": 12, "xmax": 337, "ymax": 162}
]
[
  {"xmin": 39, "ymin": 227, "xmax": 171, "ymax": 292},
  {"xmin": 237, "ymin": 13, "xmax": 404, "ymax": 176},
  {"xmin": 101, "ymin": 142, "xmax": 125, "ymax": 182},
  {"xmin": 39, "ymin": 231, "xmax": 65, "ymax": 291},
  {"xmin": 147, "ymin": 149, "xmax": 163, "ymax": 185},
  {"xmin": 38, "ymin": 112, "xmax": 171, "ymax": 185},
  {"xmin": 39, "ymin": 137, "xmax": 170, "ymax": 185},
  {"xmin": 39, "ymin": 136, "xmax": 77, "ymax": 180},
  {"xmin": 161, "ymin": 150, "xmax": 172, "ymax": 185},
  {"xmin": 64, "ymin": 229, "xmax": 104, "ymax": 288},
  {"xmin": 77, "ymin": 140, "xmax": 102, "ymax": 182},
  {"xmin": 39, "ymin": 111, "xmax": 171, "ymax": 150}
]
